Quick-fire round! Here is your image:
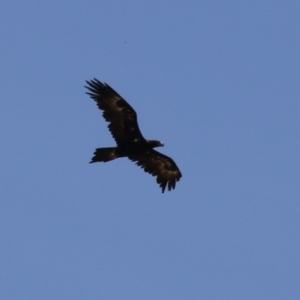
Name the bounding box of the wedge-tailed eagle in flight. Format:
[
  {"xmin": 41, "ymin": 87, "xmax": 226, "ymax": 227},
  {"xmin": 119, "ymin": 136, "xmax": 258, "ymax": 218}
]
[{"xmin": 85, "ymin": 79, "xmax": 182, "ymax": 193}]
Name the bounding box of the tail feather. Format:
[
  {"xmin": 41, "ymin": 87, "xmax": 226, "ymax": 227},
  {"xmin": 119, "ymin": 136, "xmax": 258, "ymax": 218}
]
[{"xmin": 90, "ymin": 147, "xmax": 119, "ymax": 163}]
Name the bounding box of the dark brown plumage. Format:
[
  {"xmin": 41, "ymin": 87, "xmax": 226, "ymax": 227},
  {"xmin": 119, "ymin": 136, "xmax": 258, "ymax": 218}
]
[{"xmin": 85, "ymin": 78, "xmax": 182, "ymax": 193}]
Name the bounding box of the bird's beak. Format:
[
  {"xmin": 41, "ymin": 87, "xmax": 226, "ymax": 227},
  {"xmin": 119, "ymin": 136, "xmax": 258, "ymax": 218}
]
[{"xmin": 160, "ymin": 142, "xmax": 164, "ymax": 147}]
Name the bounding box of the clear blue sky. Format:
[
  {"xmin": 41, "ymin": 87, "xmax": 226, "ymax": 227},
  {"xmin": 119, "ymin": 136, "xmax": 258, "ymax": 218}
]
[{"xmin": 1, "ymin": 1, "xmax": 300, "ymax": 299}]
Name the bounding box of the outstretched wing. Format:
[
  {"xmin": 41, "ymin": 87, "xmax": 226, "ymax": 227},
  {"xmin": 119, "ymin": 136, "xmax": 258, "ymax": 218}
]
[
  {"xmin": 128, "ymin": 150, "xmax": 182, "ymax": 193},
  {"xmin": 85, "ymin": 79, "xmax": 145, "ymax": 145}
]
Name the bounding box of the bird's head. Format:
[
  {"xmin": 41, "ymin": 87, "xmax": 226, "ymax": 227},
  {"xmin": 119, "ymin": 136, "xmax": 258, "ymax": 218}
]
[{"xmin": 147, "ymin": 140, "xmax": 164, "ymax": 148}]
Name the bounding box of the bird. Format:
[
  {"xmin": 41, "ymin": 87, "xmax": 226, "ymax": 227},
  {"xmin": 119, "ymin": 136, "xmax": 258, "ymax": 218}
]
[{"xmin": 85, "ymin": 78, "xmax": 182, "ymax": 193}]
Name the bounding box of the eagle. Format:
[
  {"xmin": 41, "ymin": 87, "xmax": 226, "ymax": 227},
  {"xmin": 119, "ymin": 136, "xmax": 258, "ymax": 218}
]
[{"xmin": 85, "ymin": 79, "xmax": 182, "ymax": 193}]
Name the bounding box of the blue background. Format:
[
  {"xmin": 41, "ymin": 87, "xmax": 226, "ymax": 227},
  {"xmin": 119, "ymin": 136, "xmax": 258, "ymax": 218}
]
[{"xmin": 1, "ymin": 1, "xmax": 300, "ymax": 299}]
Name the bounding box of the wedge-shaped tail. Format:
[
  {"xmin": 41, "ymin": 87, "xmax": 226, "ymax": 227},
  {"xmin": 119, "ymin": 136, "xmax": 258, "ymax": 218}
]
[{"xmin": 90, "ymin": 147, "xmax": 119, "ymax": 163}]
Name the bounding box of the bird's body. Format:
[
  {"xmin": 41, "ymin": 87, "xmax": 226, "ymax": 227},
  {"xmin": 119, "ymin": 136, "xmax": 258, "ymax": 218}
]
[{"xmin": 85, "ymin": 79, "xmax": 182, "ymax": 193}]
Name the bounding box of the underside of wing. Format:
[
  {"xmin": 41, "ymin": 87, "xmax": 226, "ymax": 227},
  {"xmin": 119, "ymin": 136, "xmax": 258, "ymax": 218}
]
[
  {"xmin": 128, "ymin": 150, "xmax": 182, "ymax": 193},
  {"xmin": 85, "ymin": 79, "xmax": 145, "ymax": 145}
]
